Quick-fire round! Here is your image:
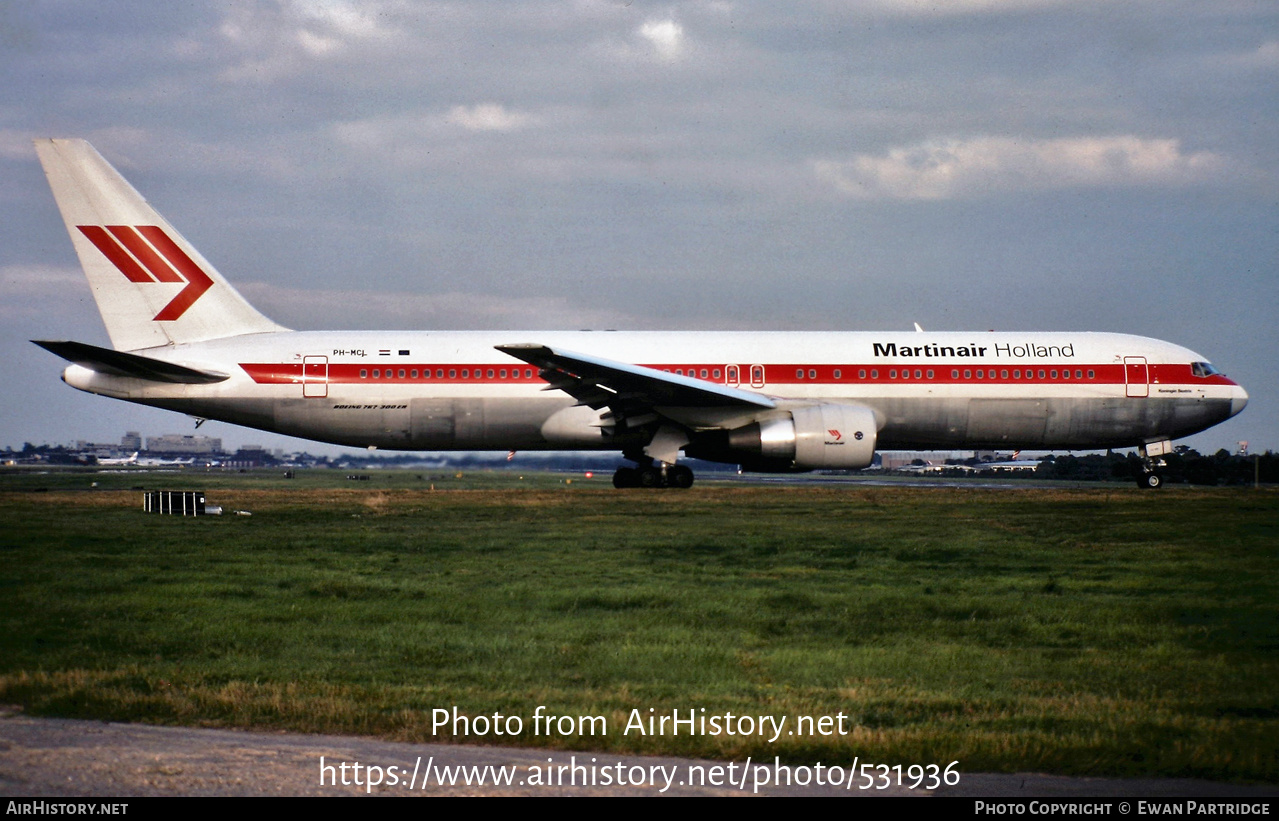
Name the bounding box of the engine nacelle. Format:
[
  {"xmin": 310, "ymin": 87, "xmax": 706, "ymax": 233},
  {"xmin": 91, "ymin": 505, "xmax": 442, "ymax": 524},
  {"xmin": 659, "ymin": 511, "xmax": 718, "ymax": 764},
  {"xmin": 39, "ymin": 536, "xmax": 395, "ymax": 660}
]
[{"xmin": 726, "ymin": 403, "xmax": 878, "ymax": 470}]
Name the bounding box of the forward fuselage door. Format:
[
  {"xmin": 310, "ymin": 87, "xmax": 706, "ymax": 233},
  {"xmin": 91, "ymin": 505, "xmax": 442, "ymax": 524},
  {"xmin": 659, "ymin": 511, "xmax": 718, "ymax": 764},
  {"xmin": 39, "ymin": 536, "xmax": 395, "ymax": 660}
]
[
  {"xmin": 303, "ymin": 355, "xmax": 329, "ymax": 398},
  {"xmin": 1124, "ymin": 356, "xmax": 1149, "ymax": 398}
]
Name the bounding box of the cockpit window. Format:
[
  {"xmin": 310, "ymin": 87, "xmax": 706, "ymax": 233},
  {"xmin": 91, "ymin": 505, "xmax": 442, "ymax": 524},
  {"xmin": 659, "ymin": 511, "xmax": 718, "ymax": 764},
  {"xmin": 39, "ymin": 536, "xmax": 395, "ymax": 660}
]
[{"xmin": 1191, "ymin": 362, "xmax": 1221, "ymax": 378}]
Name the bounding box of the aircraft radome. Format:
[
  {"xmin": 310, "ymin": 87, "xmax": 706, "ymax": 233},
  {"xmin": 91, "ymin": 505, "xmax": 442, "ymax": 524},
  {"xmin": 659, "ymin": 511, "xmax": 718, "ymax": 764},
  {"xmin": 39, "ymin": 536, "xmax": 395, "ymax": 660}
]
[{"xmin": 32, "ymin": 138, "xmax": 1248, "ymax": 490}]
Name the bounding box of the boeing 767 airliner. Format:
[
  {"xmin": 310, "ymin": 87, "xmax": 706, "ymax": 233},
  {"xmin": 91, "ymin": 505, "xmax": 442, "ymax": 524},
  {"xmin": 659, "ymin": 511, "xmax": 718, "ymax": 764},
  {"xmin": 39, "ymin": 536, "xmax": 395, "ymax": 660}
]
[{"xmin": 32, "ymin": 139, "xmax": 1247, "ymax": 489}]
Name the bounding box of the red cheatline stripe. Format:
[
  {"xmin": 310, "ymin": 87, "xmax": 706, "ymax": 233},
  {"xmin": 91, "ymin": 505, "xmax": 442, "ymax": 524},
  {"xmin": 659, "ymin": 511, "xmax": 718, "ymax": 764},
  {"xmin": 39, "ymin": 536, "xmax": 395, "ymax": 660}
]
[
  {"xmin": 78, "ymin": 226, "xmax": 152, "ymax": 283},
  {"xmin": 237, "ymin": 361, "xmax": 1232, "ymax": 387},
  {"xmin": 106, "ymin": 225, "xmax": 183, "ymax": 283},
  {"xmin": 137, "ymin": 225, "xmax": 214, "ymax": 321}
]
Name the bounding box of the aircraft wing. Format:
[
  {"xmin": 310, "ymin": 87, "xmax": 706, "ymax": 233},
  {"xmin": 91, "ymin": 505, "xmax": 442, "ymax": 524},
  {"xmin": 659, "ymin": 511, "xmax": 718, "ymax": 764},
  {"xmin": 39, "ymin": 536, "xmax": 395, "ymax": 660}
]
[
  {"xmin": 495, "ymin": 343, "xmax": 776, "ymax": 412},
  {"xmin": 33, "ymin": 340, "xmax": 230, "ymax": 384}
]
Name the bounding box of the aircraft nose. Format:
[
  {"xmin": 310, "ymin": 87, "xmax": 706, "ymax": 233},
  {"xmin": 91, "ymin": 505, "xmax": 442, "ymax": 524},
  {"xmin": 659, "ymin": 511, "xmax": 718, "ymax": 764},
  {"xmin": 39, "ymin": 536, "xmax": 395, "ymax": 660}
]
[{"xmin": 1230, "ymin": 384, "xmax": 1249, "ymax": 418}]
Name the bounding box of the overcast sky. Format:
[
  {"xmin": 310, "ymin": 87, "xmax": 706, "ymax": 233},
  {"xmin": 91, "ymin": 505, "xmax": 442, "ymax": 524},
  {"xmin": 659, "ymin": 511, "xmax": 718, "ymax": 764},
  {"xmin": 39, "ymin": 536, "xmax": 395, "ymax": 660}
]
[{"xmin": 1, "ymin": 1, "xmax": 1274, "ymax": 456}]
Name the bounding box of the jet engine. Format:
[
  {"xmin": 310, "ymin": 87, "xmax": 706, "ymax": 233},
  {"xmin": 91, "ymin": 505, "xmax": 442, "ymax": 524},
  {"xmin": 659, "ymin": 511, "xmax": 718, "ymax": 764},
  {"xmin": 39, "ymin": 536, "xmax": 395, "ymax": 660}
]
[{"xmin": 721, "ymin": 403, "xmax": 878, "ymax": 471}]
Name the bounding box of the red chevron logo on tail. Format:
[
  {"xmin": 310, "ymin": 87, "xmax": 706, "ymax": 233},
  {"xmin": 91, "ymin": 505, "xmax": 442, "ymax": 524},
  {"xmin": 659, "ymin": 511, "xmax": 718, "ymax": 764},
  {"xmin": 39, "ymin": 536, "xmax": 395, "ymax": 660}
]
[{"xmin": 77, "ymin": 225, "xmax": 213, "ymax": 321}]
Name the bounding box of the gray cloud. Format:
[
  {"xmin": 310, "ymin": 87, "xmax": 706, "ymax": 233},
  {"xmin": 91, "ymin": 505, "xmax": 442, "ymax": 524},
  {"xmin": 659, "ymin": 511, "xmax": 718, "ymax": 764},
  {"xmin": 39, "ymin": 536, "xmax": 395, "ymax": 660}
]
[{"xmin": 814, "ymin": 135, "xmax": 1227, "ymax": 200}]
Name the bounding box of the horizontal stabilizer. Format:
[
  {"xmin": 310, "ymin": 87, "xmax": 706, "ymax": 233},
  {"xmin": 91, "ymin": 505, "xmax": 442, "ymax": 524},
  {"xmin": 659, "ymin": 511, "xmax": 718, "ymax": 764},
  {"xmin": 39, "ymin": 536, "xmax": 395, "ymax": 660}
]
[{"xmin": 32, "ymin": 340, "xmax": 230, "ymax": 384}]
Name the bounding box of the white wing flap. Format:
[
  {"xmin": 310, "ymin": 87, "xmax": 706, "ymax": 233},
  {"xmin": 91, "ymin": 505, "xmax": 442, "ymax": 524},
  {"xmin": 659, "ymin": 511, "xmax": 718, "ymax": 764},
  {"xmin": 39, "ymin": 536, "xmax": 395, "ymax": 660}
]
[{"xmin": 495, "ymin": 344, "xmax": 776, "ymax": 411}]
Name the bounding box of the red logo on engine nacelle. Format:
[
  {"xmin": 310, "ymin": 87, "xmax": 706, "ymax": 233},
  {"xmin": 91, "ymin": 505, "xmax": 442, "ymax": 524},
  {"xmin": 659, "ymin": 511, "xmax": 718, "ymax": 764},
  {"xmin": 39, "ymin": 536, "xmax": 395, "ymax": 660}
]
[
  {"xmin": 77, "ymin": 225, "xmax": 213, "ymax": 321},
  {"xmin": 828, "ymin": 429, "xmax": 842, "ymax": 440}
]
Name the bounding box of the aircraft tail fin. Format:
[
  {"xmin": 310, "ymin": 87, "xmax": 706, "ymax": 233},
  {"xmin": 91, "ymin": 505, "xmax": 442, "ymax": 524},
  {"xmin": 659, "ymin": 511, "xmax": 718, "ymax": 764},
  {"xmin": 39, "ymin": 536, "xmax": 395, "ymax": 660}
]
[{"xmin": 34, "ymin": 138, "xmax": 288, "ymax": 352}]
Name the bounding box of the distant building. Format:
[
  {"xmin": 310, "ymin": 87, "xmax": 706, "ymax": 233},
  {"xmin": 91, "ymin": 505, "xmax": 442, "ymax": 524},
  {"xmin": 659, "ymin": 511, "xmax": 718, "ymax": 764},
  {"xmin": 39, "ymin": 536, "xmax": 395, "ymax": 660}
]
[
  {"xmin": 121, "ymin": 431, "xmax": 142, "ymax": 450},
  {"xmin": 146, "ymin": 434, "xmax": 222, "ymax": 455},
  {"xmin": 74, "ymin": 439, "xmax": 119, "ymax": 458},
  {"xmin": 224, "ymin": 444, "xmax": 275, "ymax": 468}
]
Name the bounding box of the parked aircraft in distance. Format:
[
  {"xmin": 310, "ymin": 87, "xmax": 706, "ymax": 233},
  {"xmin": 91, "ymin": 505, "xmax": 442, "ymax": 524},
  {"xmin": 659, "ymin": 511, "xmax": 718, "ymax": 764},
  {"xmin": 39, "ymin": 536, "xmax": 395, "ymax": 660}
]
[
  {"xmin": 33, "ymin": 139, "xmax": 1247, "ymax": 489},
  {"xmin": 96, "ymin": 451, "xmax": 138, "ymax": 466}
]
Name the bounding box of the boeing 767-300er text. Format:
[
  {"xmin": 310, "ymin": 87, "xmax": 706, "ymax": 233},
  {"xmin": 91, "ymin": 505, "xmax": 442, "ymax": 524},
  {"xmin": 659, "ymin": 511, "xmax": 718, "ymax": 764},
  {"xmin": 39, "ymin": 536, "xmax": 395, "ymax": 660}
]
[{"xmin": 32, "ymin": 139, "xmax": 1248, "ymax": 489}]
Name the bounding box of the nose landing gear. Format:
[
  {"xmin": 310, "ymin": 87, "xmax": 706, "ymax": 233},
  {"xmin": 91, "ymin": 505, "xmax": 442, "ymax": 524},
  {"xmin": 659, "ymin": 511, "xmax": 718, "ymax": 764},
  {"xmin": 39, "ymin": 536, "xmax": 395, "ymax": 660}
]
[{"xmin": 1135, "ymin": 440, "xmax": 1170, "ymax": 490}]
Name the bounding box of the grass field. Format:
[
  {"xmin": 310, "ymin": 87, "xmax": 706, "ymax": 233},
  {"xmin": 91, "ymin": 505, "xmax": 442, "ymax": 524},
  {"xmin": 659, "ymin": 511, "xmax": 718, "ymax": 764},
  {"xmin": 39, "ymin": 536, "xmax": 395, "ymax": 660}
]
[{"xmin": 1, "ymin": 468, "xmax": 1276, "ymax": 782}]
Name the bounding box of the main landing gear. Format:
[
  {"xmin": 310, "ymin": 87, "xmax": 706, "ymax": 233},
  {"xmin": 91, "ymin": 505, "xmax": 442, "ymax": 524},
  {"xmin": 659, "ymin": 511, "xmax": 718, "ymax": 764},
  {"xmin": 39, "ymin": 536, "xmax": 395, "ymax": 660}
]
[{"xmin": 612, "ymin": 459, "xmax": 695, "ymax": 489}]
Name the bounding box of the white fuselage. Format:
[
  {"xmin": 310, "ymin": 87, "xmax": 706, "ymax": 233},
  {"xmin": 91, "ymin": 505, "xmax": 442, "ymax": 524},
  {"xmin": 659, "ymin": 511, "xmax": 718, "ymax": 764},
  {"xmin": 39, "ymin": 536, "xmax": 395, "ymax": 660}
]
[{"xmin": 60, "ymin": 329, "xmax": 1248, "ymax": 457}]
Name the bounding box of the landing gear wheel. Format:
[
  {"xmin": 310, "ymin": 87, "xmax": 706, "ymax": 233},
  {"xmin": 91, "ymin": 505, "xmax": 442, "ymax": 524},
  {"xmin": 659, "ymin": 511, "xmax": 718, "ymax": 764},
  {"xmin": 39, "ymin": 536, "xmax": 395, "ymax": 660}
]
[
  {"xmin": 638, "ymin": 466, "xmax": 664, "ymax": 488},
  {"xmin": 668, "ymin": 464, "xmax": 694, "ymax": 489},
  {"xmin": 613, "ymin": 467, "xmax": 639, "ymax": 488},
  {"xmin": 1137, "ymin": 471, "xmax": 1163, "ymax": 490}
]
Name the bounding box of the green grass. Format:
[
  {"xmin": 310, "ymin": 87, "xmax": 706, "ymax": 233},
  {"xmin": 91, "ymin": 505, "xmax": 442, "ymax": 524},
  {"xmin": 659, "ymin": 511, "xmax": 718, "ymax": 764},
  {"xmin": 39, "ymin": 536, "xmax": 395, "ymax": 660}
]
[{"xmin": 1, "ymin": 470, "xmax": 1276, "ymax": 782}]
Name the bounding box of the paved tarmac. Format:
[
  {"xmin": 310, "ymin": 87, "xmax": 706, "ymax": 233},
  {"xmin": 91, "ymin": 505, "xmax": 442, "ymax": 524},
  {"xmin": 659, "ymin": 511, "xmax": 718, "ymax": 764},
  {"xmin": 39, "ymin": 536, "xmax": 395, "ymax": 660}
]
[{"xmin": 1, "ymin": 711, "xmax": 1275, "ymax": 798}]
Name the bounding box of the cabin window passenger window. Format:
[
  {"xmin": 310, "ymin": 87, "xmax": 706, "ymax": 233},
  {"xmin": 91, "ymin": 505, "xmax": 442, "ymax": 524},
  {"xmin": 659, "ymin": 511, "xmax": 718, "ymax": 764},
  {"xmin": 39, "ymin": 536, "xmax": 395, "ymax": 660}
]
[
  {"xmin": 1087, "ymin": 369, "xmax": 1095, "ymax": 379},
  {"xmin": 410, "ymin": 369, "xmax": 418, "ymax": 379},
  {"xmin": 487, "ymin": 369, "xmax": 495, "ymax": 378},
  {"xmin": 914, "ymin": 369, "xmax": 922, "ymax": 379},
  {"xmin": 398, "ymin": 369, "xmax": 406, "ymax": 378},
  {"xmin": 796, "ymin": 369, "xmax": 804, "ymax": 379},
  {"xmin": 809, "ymin": 369, "xmax": 817, "ymax": 379},
  {"xmin": 1001, "ymin": 370, "xmax": 1009, "ymax": 379},
  {"xmin": 859, "ymin": 369, "xmax": 867, "ymax": 379},
  {"xmin": 1013, "ymin": 370, "xmax": 1020, "ymax": 379},
  {"xmin": 926, "ymin": 370, "xmax": 934, "ymax": 379},
  {"xmin": 889, "ymin": 369, "xmax": 897, "ymax": 379},
  {"xmin": 976, "ymin": 370, "xmax": 983, "ymax": 379},
  {"xmin": 951, "ymin": 369, "xmax": 959, "ymax": 379},
  {"xmin": 701, "ymin": 369, "xmax": 709, "ymax": 378},
  {"xmin": 1038, "ymin": 370, "xmax": 1046, "ymax": 379},
  {"xmin": 834, "ymin": 369, "xmax": 841, "ymax": 379},
  {"xmin": 449, "ymin": 369, "xmax": 457, "ymax": 378},
  {"xmin": 713, "ymin": 369, "xmax": 721, "ymax": 379},
  {"xmin": 870, "ymin": 369, "xmax": 878, "ymax": 379},
  {"xmin": 360, "ymin": 369, "xmax": 368, "ymax": 378},
  {"xmin": 1075, "ymin": 370, "xmax": 1083, "ymax": 379},
  {"xmin": 372, "ymin": 369, "xmax": 380, "ymax": 378},
  {"xmin": 1050, "ymin": 370, "xmax": 1058, "ymax": 379},
  {"xmin": 964, "ymin": 369, "xmax": 972, "ymax": 379}
]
